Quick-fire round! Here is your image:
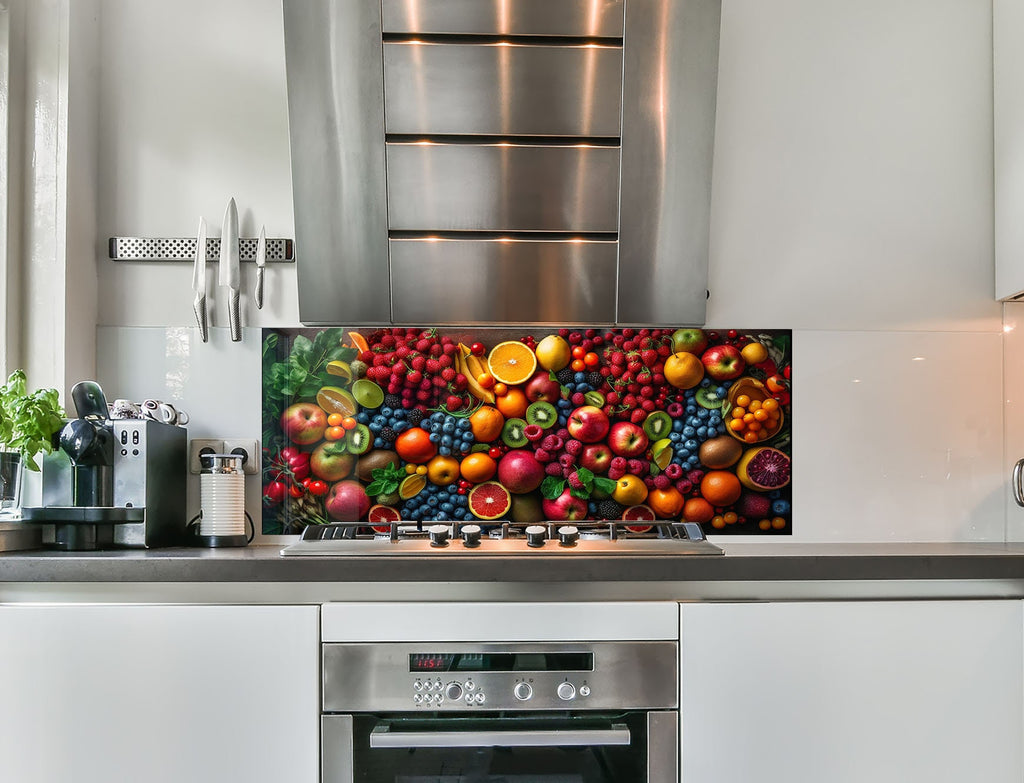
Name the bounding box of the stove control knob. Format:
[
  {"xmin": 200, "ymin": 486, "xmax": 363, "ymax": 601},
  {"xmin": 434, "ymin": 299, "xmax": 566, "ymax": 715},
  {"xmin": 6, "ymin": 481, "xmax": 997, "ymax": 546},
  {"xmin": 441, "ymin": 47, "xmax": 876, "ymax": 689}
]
[
  {"xmin": 557, "ymin": 525, "xmax": 579, "ymax": 547},
  {"xmin": 579, "ymin": 685, "xmax": 591, "ymax": 697},
  {"xmin": 557, "ymin": 682, "xmax": 576, "ymax": 701},
  {"xmin": 525, "ymin": 525, "xmax": 547, "ymax": 548},
  {"xmin": 461, "ymin": 524, "xmax": 482, "ymax": 548},
  {"xmin": 514, "ymin": 682, "xmax": 533, "ymax": 701},
  {"xmin": 445, "ymin": 682, "xmax": 463, "ymax": 701},
  {"xmin": 428, "ymin": 524, "xmax": 450, "ymax": 547}
]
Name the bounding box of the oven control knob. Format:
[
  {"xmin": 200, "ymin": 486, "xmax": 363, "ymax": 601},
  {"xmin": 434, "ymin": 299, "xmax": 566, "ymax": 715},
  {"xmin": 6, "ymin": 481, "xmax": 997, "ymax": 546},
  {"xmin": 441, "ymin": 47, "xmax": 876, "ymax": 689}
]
[
  {"xmin": 557, "ymin": 682, "xmax": 576, "ymax": 701},
  {"xmin": 445, "ymin": 682, "xmax": 463, "ymax": 701},
  {"xmin": 514, "ymin": 682, "xmax": 533, "ymax": 701},
  {"xmin": 428, "ymin": 524, "xmax": 450, "ymax": 547},
  {"xmin": 557, "ymin": 525, "xmax": 579, "ymax": 546},
  {"xmin": 579, "ymin": 685, "xmax": 591, "ymax": 697},
  {"xmin": 525, "ymin": 525, "xmax": 547, "ymax": 547},
  {"xmin": 461, "ymin": 524, "xmax": 482, "ymax": 548}
]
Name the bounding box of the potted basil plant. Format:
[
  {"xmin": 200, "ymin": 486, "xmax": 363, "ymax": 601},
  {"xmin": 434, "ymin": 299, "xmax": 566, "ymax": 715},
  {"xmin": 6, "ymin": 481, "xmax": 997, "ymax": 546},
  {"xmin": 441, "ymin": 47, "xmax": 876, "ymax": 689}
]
[{"xmin": 0, "ymin": 370, "xmax": 65, "ymax": 515}]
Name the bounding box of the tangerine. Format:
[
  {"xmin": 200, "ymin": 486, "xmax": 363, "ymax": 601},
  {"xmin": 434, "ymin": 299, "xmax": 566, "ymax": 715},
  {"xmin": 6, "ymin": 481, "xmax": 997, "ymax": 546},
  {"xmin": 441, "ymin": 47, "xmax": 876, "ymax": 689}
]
[
  {"xmin": 646, "ymin": 486, "xmax": 685, "ymax": 518},
  {"xmin": 347, "ymin": 331, "xmax": 369, "ymax": 354},
  {"xmin": 682, "ymin": 497, "xmax": 715, "ymax": 524},
  {"xmin": 487, "ymin": 341, "xmax": 538, "ymax": 386},
  {"xmin": 469, "ymin": 405, "xmax": 505, "ymax": 443},
  {"xmin": 394, "ymin": 427, "xmax": 437, "ymax": 464},
  {"xmin": 664, "ymin": 352, "xmax": 705, "ymax": 389},
  {"xmin": 700, "ymin": 470, "xmax": 742, "ymax": 506},
  {"xmin": 495, "ymin": 387, "xmax": 529, "ymax": 419},
  {"xmin": 460, "ymin": 452, "xmax": 497, "ymax": 484}
]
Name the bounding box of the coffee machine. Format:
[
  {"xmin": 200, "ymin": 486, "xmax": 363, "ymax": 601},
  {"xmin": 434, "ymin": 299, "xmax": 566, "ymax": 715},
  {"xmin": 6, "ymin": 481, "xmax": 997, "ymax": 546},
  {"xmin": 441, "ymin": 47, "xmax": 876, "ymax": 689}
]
[{"xmin": 22, "ymin": 381, "xmax": 187, "ymax": 550}]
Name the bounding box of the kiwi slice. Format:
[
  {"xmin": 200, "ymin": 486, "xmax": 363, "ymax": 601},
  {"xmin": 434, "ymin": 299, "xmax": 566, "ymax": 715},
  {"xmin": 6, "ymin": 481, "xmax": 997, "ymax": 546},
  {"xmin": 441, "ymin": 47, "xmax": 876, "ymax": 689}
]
[
  {"xmin": 584, "ymin": 390, "xmax": 605, "ymax": 408},
  {"xmin": 501, "ymin": 417, "xmax": 529, "ymax": 448},
  {"xmin": 695, "ymin": 387, "xmax": 726, "ymax": 409},
  {"xmin": 525, "ymin": 401, "xmax": 558, "ymax": 430},
  {"xmin": 344, "ymin": 422, "xmax": 372, "ymax": 455},
  {"xmin": 643, "ymin": 410, "xmax": 672, "ymax": 440}
]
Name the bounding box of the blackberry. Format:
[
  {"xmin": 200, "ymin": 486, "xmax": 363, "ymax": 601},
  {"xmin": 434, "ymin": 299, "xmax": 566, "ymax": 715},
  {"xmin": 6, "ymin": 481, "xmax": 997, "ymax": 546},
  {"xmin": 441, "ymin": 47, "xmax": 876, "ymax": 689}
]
[
  {"xmin": 597, "ymin": 500, "xmax": 624, "ymax": 520},
  {"xmin": 555, "ymin": 368, "xmax": 574, "ymax": 385},
  {"xmin": 406, "ymin": 409, "xmax": 425, "ymax": 426},
  {"xmin": 384, "ymin": 394, "xmax": 402, "ymax": 409},
  {"xmin": 586, "ymin": 371, "xmax": 604, "ymax": 388},
  {"xmin": 380, "ymin": 426, "xmax": 397, "ymax": 443}
]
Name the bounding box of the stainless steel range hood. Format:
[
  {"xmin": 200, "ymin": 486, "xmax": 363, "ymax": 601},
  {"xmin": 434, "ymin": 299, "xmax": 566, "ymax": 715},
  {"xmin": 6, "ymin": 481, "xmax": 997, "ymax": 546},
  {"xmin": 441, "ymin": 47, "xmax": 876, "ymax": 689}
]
[{"xmin": 283, "ymin": 0, "xmax": 721, "ymax": 327}]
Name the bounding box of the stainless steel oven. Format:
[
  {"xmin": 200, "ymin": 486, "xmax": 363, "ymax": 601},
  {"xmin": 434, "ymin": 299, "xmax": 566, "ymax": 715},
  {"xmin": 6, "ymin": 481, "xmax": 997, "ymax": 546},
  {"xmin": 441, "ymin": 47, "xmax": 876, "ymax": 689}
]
[{"xmin": 320, "ymin": 603, "xmax": 680, "ymax": 783}]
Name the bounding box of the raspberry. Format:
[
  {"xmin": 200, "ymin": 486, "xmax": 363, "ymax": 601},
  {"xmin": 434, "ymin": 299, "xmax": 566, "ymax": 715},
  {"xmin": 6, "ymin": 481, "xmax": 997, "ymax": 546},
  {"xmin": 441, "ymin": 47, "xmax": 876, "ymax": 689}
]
[
  {"xmin": 643, "ymin": 475, "xmax": 656, "ymax": 489},
  {"xmin": 555, "ymin": 428, "xmax": 571, "ymax": 441},
  {"xmin": 545, "ymin": 462, "xmax": 564, "ymax": 477},
  {"xmin": 534, "ymin": 448, "xmax": 552, "ymax": 463},
  {"xmin": 627, "ymin": 459, "xmax": 648, "ymax": 476},
  {"xmin": 664, "ymin": 463, "xmax": 683, "ymax": 480},
  {"xmin": 567, "ymin": 472, "xmax": 585, "ymax": 490},
  {"xmin": 610, "ymin": 456, "xmax": 627, "ymax": 472},
  {"xmin": 607, "ymin": 465, "xmax": 626, "ymax": 481},
  {"xmin": 564, "ymin": 439, "xmax": 583, "ymax": 456},
  {"xmin": 541, "ymin": 435, "xmax": 560, "ymax": 451},
  {"xmin": 667, "ymin": 402, "xmax": 684, "ymax": 418},
  {"xmin": 674, "ymin": 478, "xmax": 693, "ymax": 494},
  {"xmin": 524, "ymin": 424, "xmax": 544, "ymax": 443},
  {"xmin": 571, "ymin": 392, "xmax": 586, "ymax": 406},
  {"xmin": 653, "ymin": 474, "xmax": 670, "ymax": 490},
  {"xmin": 687, "ymin": 469, "xmax": 705, "ymax": 484},
  {"xmin": 562, "ymin": 465, "xmax": 576, "ymax": 478},
  {"xmin": 558, "ymin": 453, "xmax": 575, "ymax": 468}
]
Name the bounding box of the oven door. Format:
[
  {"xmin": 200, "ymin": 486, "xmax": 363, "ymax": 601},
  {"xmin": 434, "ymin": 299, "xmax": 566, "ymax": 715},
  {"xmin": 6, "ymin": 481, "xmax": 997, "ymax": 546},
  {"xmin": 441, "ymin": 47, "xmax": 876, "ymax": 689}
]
[{"xmin": 323, "ymin": 711, "xmax": 677, "ymax": 783}]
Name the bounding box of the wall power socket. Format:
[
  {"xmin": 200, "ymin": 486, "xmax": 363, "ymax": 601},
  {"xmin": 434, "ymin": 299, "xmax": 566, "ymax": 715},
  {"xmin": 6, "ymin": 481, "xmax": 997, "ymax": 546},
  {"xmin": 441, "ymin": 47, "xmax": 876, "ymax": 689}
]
[{"xmin": 188, "ymin": 439, "xmax": 260, "ymax": 475}]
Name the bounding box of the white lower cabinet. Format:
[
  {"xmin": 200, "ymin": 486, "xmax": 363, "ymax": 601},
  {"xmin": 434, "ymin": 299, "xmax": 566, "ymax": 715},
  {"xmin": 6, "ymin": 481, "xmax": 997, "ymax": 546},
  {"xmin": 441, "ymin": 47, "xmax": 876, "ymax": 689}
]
[
  {"xmin": 679, "ymin": 600, "xmax": 1023, "ymax": 783},
  {"xmin": 0, "ymin": 604, "xmax": 319, "ymax": 783}
]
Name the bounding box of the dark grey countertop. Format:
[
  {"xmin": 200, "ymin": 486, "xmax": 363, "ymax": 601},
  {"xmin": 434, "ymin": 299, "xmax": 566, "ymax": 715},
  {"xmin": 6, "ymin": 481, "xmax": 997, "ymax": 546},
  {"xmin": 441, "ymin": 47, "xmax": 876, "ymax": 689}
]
[{"xmin": 3, "ymin": 542, "xmax": 1024, "ymax": 584}]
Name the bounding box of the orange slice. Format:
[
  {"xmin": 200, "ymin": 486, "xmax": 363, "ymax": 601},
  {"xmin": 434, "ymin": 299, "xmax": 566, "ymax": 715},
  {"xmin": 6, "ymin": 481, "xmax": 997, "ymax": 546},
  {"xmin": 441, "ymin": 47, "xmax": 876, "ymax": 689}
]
[
  {"xmin": 316, "ymin": 386, "xmax": 358, "ymax": 417},
  {"xmin": 348, "ymin": 331, "xmax": 369, "ymax": 354},
  {"xmin": 487, "ymin": 341, "xmax": 537, "ymax": 386}
]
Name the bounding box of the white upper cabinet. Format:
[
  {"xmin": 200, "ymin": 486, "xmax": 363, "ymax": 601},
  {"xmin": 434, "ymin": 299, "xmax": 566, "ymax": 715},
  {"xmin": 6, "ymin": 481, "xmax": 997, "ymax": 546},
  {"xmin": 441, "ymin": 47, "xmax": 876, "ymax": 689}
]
[{"xmin": 996, "ymin": 0, "xmax": 1024, "ymax": 299}]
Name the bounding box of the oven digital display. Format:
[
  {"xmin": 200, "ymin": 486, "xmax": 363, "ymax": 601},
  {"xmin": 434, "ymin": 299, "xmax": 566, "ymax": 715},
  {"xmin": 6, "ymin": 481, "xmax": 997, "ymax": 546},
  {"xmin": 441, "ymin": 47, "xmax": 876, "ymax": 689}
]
[{"xmin": 409, "ymin": 652, "xmax": 594, "ymax": 673}]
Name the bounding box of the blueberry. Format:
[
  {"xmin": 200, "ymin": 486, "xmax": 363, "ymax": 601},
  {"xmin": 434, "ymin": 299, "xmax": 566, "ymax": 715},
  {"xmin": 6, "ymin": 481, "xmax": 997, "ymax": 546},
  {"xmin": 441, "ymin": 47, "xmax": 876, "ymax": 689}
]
[
  {"xmin": 428, "ymin": 432, "xmax": 440, "ymax": 443},
  {"xmin": 696, "ymin": 408, "xmax": 709, "ymax": 419},
  {"xmin": 439, "ymin": 446, "xmax": 451, "ymax": 456},
  {"xmin": 373, "ymin": 437, "xmax": 385, "ymax": 449},
  {"xmin": 441, "ymin": 434, "xmax": 453, "ymax": 448},
  {"xmin": 684, "ymin": 439, "xmax": 698, "ymax": 451},
  {"xmin": 700, "ymin": 378, "xmax": 711, "ymax": 388},
  {"xmin": 772, "ymin": 499, "xmax": 791, "ymax": 515},
  {"xmin": 442, "ymin": 420, "xmax": 455, "ymax": 434},
  {"xmin": 686, "ymin": 405, "xmax": 697, "ymax": 415},
  {"xmin": 672, "ymin": 420, "xmax": 684, "ymax": 433},
  {"xmin": 686, "ymin": 455, "xmax": 700, "ymax": 468},
  {"xmin": 427, "ymin": 495, "xmax": 439, "ymax": 507},
  {"xmin": 395, "ymin": 420, "xmax": 409, "ymax": 432},
  {"xmin": 440, "ymin": 502, "xmax": 454, "ymax": 513},
  {"xmin": 369, "ymin": 422, "xmax": 382, "ymax": 433},
  {"xmin": 577, "ymin": 383, "xmax": 591, "ymax": 393},
  {"xmin": 574, "ymin": 372, "xmax": 587, "ymax": 383},
  {"xmin": 669, "ymin": 432, "xmax": 682, "ymax": 443},
  {"xmin": 380, "ymin": 407, "xmax": 393, "ymax": 418},
  {"xmin": 696, "ymin": 426, "xmax": 708, "ymax": 438},
  {"xmin": 683, "ymin": 425, "xmax": 696, "ymax": 437},
  {"xmin": 458, "ymin": 418, "xmax": 471, "ymax": 431}
]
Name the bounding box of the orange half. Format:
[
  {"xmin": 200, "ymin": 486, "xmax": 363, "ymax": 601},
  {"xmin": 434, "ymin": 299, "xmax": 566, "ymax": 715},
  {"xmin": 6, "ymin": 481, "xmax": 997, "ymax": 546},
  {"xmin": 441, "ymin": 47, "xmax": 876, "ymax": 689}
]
[{"xmin": 487, "ymin": 341, "xmax": 538, "ymax": 386}]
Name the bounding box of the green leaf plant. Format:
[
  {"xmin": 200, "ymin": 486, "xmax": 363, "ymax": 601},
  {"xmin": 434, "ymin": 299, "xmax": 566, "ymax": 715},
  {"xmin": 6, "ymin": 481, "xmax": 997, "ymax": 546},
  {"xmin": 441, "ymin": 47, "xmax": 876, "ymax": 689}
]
[{"xmin": 0, "ymin": 370, "xmax": 65, "ymax": 471}]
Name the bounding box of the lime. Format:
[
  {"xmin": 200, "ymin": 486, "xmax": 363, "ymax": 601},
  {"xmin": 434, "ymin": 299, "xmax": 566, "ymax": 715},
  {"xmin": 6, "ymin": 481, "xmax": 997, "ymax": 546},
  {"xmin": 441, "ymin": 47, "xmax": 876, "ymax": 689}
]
[
  {"xmin": 652, "ymin": 439, "xmax": 674, "ymax": 471},
  {"xmin": 352, "ymin": 378, "xmax": 384, "ymax": 410},
  {"xmin": 325, "ymin": 360, "xmax": 352, "ymax": 382}
]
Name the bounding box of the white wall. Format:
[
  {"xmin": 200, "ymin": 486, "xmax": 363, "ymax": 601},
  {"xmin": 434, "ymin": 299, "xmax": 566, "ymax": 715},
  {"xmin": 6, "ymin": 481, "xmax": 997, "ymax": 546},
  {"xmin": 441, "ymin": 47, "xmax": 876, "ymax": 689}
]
[{"xmin": 92, "ymin": 0, "xmax": 1006, "ymax": 543}]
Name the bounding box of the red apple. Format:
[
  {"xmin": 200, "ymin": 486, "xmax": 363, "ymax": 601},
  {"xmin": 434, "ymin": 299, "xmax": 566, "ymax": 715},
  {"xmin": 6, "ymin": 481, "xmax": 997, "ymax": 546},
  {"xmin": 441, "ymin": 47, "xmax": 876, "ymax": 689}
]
[
  {"xmin": 701, "ymin": 344, "xmax": 746, "ymax": 381},
  {"xmin": 671, "ymin": 328, "xmax": 708, "ymax": 355},
  {"xmin": 524, "ymin": 370, "xmax": 562, "ymax": 404},
  {"xmin": 567, "ymin": 405, "xmax": 610, "ymax": 443},
  {"xmin": 579, "ymin": 443, "xmax": 613, "ymax": 475},
  {"xmin": 325, "ymin": 480, "xmax": 369, "ymax": 521},
  {"xmin": 310, "ymin": 441, "xmax": 355, "ymax": 482},
  {"xmin": 607, "ymin": 421, "xmax": 649, "ymax": 458},
  {"xmin": 281, "ymin": 402, "xmax": 327, "ymax": 445},
  {"xmin": 541, "ymin": 488, "xmax": 589, "ymax": 521},
  {"xmin": 496, "ymin": 449, "xmax": 545, "ymax": 494}
]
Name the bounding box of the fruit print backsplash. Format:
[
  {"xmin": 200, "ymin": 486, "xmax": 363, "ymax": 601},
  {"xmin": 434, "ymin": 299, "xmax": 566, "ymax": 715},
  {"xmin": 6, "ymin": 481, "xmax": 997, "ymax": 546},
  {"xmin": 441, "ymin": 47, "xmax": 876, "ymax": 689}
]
[{"xmin": 261, "ymin": 327, "xmax": 792, "ymax": 535}]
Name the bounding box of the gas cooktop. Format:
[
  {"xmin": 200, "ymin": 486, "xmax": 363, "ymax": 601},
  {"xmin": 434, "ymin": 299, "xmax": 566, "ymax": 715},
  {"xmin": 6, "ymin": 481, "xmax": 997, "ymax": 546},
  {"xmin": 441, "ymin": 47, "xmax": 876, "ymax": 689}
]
[{"xmin": 280, "ymin": 520, "xmax": 723, "ymax": 557}]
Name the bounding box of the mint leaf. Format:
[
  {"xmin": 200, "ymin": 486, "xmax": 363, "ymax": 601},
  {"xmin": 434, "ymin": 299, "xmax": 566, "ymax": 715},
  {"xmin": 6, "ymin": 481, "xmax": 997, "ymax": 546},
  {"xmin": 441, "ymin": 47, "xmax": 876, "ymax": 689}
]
[
  {"xmin": 594, "ymin": 476, "xmax": 617, "ymax": 495},
  {"xmin": 540, "ymin": 476, "xmax": 566, "ymax": 500}
]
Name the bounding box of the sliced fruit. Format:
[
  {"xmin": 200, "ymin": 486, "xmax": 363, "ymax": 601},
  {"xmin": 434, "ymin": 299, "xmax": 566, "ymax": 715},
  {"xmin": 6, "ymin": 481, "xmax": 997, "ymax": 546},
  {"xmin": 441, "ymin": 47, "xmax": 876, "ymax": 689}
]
[
  {"xmin": 643, "ymin": 411, "xmax": 672, "ymax": 440},
  {"xmin": 583, "ymin": 390, "xmax": 606, "ymax": 408},
  {"xmin": 317, "ymin": 386, "xmax": 358, "ymax": 417},
  {"xmin": 487, "ymin": 341, "xmax": 538, "ymax": 386},
  {"xmin": 344, "ymin": 423, "xmax": 372, "ymax": 455},
  {"xmin": 534, "ymin": 334, "xmax": 572, "ymax": 371},
  {"xmin": 368, "ymin": 504, "xmax": 401, "ymax": 532},
  {"xmin": 398, "ymin": 474, "xmax": 426, "ymax": 500},
  {"xmin": 622, "ymin": 503, "xmax": 656, "ymax": 533},
  {"xmin": 736, "ymin": 447, "xmax": 791, "ymax": 491},
  {"xmin": 352, "ymin": 378, "xmax": 384, "ymax": 410},
  {"xmin": 501, "ymin": 418, "xmax": 529, "ymax": 448},
  {"xmin": 468, "ymin": 481, "xmax": 513, "ymax": 520},
  {"xmin": 325, "ymin": 360, "xmax": 352, "ymax": 381},
  {"xmin": 347, "ymin": 331, "xmax": 369, "ymax": 354},
  {"xmin": 525, "ymin": 401, "xmax": 558, "ymax": 430},
  {"xmin": 651, "ymin": 439, "xmax": 674, "ymax": 471},
  {"xmin": 694, "ymin": 386, "xmax": 726, "ymax": 410}
]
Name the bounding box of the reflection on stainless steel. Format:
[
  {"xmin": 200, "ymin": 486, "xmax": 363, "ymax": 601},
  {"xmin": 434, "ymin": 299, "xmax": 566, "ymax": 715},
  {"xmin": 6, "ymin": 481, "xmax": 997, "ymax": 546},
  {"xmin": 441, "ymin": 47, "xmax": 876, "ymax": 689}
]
[
  {"xmin": 283, "ymin": 0, "xmax": 391, "ymax": 325},
  {"xmin": 368, "ymin": 724, "xmax": 631, "ymax": 748},
  {"xmin": 617, "ymin": 0, "xmax": 721, "ymax": 324},
  {"xmin": 647, "ymin": 712, "xmax": 679, "ymax": 781},
  {"xmin": 323, "ymin": 641, "xmax": 678, "ymax": 712},
  {"xmin": 386, "ymin": 143, "xmax": 621, "ymax": 231},
  {"xmin": 390, "ymin": 238, "xmax": 616, "ymax": 323},
  {"xmin": 384, "ymin": 42, "xmax": 623, "ymax": 137},
  {"xmin": 382, "ymin": 0, "xmax": 625, "ymax": 37}
]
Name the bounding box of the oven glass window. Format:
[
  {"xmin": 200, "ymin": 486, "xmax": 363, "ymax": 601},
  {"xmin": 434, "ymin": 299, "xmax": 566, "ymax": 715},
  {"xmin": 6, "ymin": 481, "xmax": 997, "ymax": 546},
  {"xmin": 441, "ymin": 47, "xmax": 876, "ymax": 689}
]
[{"xmin": 348, "ymin": 713, "xmax": 647, "ymax": 782}]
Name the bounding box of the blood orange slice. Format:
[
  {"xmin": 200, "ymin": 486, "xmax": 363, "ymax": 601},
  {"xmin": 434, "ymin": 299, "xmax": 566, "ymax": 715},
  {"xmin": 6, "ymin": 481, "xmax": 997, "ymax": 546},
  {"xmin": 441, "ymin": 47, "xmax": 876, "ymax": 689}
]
[
  {"xmin": 622, "ymin": 503, "xmax": 656, "ymax": 533},
  {"xmin": 368, "ymin": 504, "xmax": 401, "ymax": 533},
  {"xmin": 467, "ymin": 481, "xmax": 512, "ymax": 521}
]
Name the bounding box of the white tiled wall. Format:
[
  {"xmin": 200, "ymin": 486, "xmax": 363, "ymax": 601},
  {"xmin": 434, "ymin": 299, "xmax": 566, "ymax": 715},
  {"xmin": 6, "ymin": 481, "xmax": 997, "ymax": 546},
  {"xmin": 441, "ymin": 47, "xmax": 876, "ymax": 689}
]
[{"xmin": 92, "ymin": 0, "xmax": 1008, "ymax": 543}]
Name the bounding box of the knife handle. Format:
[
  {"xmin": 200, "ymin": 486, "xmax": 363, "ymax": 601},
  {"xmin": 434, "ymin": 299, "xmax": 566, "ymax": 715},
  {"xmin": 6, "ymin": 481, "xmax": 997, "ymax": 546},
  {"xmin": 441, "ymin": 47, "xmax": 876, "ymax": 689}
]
[
  {"xmin": 255, "ymin": 267, "xmax": 265, "ymax": 310},
  {"xmin": 228, "ymin": 289, "xmax": 241, "ymax": 342}
]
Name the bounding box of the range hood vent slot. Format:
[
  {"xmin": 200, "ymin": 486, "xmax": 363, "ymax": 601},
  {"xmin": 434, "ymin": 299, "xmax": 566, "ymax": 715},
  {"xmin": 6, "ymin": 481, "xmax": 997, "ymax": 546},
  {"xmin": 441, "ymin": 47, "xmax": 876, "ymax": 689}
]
[{"xmin": 284, "ymin": 0, "xmax": 721, "ymax": 327}]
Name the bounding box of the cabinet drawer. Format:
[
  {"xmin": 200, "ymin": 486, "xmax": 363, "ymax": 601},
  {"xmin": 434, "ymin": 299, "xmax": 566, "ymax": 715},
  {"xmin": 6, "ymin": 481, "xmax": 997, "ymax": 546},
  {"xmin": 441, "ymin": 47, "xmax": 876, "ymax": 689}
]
[{"xmin": 381, "ymin": 0, "xmax": 625, "ymax": 37}]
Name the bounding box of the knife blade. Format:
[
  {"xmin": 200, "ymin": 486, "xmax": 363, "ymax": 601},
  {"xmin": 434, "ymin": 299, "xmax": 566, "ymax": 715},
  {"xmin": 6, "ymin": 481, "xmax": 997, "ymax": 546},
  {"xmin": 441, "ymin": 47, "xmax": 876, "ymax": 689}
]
[
  {"xmin": 219, "ymin": 197, "xmax": 241, "ymax": 341},
  {"xmin": 192, "ymin": 217, "xmax": 208, "ymax": 342},
  {"xmin": 254, "ymin": 224, "xmax": 266, "ymax": 310}
]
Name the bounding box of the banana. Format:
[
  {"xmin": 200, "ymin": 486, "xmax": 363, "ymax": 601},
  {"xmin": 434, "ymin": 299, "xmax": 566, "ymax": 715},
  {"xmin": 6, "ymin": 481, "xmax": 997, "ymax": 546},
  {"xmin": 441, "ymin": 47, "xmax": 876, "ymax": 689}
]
[{"xmin": 458, "ymin": 343, "xmax": 495, "ymax": 404}]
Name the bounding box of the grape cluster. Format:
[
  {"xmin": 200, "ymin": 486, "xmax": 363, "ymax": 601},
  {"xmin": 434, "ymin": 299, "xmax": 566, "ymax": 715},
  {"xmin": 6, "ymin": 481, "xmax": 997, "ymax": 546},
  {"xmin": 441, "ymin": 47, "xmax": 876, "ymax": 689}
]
[
  {"xmin": 401, "ymin": 482, "xmax": 472, "ymax": 522},
  {"xmin": 357, "ymin": 327, "xmax": 470, "ymax": 411},
  {"xmin": 422, "ymin": 411, "xmax": 475, "ymax": 456}
]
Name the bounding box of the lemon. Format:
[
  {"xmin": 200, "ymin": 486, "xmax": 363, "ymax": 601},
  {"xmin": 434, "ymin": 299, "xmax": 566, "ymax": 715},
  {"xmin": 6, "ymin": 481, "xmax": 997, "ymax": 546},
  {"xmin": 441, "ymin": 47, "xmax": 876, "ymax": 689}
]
[
  {"xmin": 325, "ymin": 360, "xmax": 352, "ymax": 382},
  {"xmin": 652, "ymin": 439, "xmax": 674, "ymax": 471},
  {"xmin": 534, "ymin": 334, "xmax": 571, "ymax": 372},
  {"xmin": 316, "ymin": 386, "xmax": 357, "ymax": 417}
]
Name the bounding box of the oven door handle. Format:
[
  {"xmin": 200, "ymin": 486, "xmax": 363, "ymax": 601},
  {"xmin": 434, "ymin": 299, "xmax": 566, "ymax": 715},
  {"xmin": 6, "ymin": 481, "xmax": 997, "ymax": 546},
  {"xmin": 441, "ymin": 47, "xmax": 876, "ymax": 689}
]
[{"xmin": 369, "ymin": 722, "xmax": 631, "ymax": 749}]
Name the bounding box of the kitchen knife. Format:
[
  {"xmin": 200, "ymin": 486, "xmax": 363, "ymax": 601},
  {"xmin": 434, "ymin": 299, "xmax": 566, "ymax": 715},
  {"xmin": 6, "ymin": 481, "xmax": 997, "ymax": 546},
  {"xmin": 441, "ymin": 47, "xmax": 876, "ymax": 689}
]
[
  {"xmin": 219, "ymin": 197, "xmax": 241, "ymax": 342},
  {"xmin": 192, "ymin": 217, "xmax": 209, "ymax": 342},
  {"xmin": 254, "ymin": 224, "xmax": 266, "ymax": 310}
]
